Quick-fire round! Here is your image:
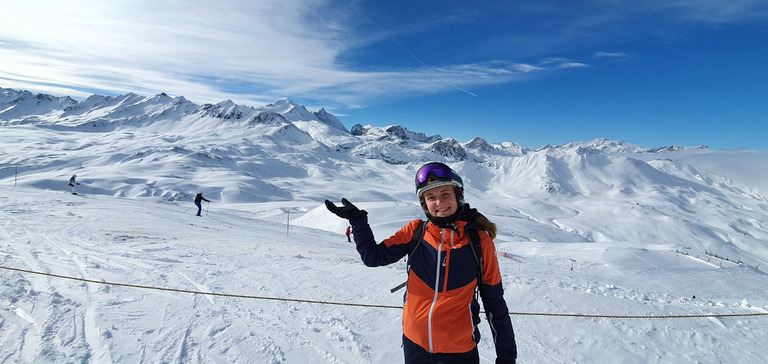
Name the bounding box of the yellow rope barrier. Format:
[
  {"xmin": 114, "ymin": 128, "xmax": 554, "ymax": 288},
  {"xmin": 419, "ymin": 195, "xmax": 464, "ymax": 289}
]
[{"xmin": 3, "ymin": 265, "xmax": 767, "ymax": 319}]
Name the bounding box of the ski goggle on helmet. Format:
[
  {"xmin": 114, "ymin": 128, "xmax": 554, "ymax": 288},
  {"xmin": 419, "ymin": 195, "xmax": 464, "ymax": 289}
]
[{"xmin": 415, "ymin": 162, "xmax": 463, "ymax": 198}]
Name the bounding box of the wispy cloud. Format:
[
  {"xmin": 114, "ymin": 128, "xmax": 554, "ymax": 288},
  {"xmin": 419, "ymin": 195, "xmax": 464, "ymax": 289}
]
[
  {"xmin": 539, "ymin": 58, "xmax": 588, "ymax": 70},
  {"xmin": 0, "ymin": 0, "xmax": 358, "ymax": 104},
  {"xmin": 0, "ymin": 0, "xmax": 595, "ymax": 108},
  {"xmin": 1, "ymin": 0, "xmax": 766, "ymax": 110},
  {"xmin": 557, "ymin": 62, "xmax": 589, "ymax": 69},
  {"xmin": 594, "ymin": 52, "xmax": 629, "ymax": 59},
  {"xmin": 661, "ymin": 0, "xmax": 768, "ymax": 23}
]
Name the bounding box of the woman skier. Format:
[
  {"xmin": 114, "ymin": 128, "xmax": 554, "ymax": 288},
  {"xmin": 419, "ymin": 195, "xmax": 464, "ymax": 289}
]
[{"xmin": 326, "ymin": 162, "xmax": 517, "ymax": 363}]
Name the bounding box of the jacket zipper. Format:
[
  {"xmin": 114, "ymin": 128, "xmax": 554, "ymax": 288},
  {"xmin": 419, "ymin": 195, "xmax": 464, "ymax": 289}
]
[
  {"xmin": 427, "ymin": 228, "xmax": 458, "ymax": 353},
  {"xmin": 426, "ymin": 228, "xmax": 447, "ymax": 353}
]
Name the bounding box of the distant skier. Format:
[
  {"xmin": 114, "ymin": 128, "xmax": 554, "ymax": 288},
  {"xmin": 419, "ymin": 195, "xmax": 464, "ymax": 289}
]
[
  {"xmin": 68, "ymin": 174, "xmax": 80, "ymax": 195},
  {"xmin": 345, "ymin": 226, "xmax": 351, "ymax": 242},
  {"xmin": 194, "ymin": 192, "xmax": 210, "ymax": 216}
]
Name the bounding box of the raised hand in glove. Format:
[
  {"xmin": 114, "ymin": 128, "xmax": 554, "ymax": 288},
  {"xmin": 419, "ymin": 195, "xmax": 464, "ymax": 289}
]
[{"xmin": 325, "ymin": 198, "xmax": 367, "ymax": 221}]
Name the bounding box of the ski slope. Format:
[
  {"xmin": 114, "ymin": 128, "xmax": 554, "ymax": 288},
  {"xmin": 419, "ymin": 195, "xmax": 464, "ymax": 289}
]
[
  {"xmin": 1, "ymin": 187, "xmax": 765, "ymax": 363},
  {"xmin": 2, "ymin": 88, "xmax": 767, "ymax": 362}
]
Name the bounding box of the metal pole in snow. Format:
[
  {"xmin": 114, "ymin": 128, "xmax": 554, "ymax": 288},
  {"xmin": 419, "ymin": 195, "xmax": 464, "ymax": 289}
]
[{"xmin": 281, "ymin": 207, "xmax": 290, "ymax": 237}]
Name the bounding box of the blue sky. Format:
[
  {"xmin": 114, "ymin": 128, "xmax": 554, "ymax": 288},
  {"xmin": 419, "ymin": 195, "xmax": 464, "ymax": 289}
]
[{"xmin": 1, "ymin": 0, "xmax": 767, "ymax": 150}]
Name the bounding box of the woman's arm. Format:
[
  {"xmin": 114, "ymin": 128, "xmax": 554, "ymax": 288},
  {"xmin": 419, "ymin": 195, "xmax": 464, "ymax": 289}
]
[{"xmin": 351, "ymin": 217, "xmax": 420, "ymax": 267}]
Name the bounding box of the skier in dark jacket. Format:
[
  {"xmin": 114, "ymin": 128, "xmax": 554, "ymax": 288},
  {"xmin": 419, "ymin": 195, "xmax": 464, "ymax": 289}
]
[
  {"xmin": 68, "ymin": 174, "xmax": 80, "ymax": 195},
  {"xmin": 194, "ymin": 193, "xmax": 210, "ymax": 216},
  {"xmin": 326, "ymin": 162, "xmax": 517, "ymax": 364}
]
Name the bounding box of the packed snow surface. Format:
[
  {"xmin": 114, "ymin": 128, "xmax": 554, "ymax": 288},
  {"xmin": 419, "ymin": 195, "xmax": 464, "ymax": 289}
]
[
  {"xmin": 2, "ymin": 187, "xmax": 766, "ymax": 363},
  {"xmin": 1, "ymin": 88, "xmax": 767, "ymax": 363}
]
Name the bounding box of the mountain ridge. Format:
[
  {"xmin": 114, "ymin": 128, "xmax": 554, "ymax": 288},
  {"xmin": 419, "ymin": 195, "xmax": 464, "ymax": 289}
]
[
  {"xmin": 2, "ymin": 87, "xmax": 767, "ymax": 363},
  {"xmin": 2, "ymin": 86, "xmax": 767, "ymax": 272},
  {"xmin": 2, "ymin": 87, "xmax": 708, "ymax": 154}
]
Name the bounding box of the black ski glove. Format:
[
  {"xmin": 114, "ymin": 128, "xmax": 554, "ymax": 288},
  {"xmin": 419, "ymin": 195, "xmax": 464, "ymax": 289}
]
[{"xmin": 325, "ymin": 198, "xmax": 367, "ymax": 221}]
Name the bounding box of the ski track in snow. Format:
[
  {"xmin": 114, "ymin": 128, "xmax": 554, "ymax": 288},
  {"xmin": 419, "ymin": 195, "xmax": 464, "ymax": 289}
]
[
  {"xmin": 2, "ymin": 91, "xmax": 768, "ymax": 362},
  {"xmin": 1, "ymin": 186, "xmax": 767, "ymax": 363}
]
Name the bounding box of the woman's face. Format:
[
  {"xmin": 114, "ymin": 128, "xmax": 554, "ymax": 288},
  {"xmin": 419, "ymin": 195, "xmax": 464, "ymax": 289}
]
[{"xmin": 423, "ymin": 185, "xmax": 458, "ymax": 218}]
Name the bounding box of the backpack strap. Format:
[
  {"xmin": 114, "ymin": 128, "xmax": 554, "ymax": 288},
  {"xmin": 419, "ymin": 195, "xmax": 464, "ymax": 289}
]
[
  {"xmin": 390, "ymin": 220, "xmax": 426, "ymax": 293},
  {"xmin": 405, "ymin": 220, "xmax": 427, "ymax": 271},
  {"xmin": 466, "ymin": 228, "xmax": 484, "ymax": 287},
  {"xmin": 466, "ymin": 228, "xmax": 485, "ymax": 328}
]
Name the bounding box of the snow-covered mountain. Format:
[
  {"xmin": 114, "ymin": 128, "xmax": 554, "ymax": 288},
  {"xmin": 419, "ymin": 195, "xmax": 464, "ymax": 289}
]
[
  {"xmin": 1, "ymin": 87, "xmax": 767, "ymax": 363},
  {"xmin": 2, "ymin": 86, "xmax": 767, "ymax": 257}
]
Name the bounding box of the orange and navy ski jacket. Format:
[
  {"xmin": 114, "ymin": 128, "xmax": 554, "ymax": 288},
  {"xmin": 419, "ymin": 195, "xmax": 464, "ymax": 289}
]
[{"xmin": 350, "ymin": 216, "xmax": 517, "ymax": 361}]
